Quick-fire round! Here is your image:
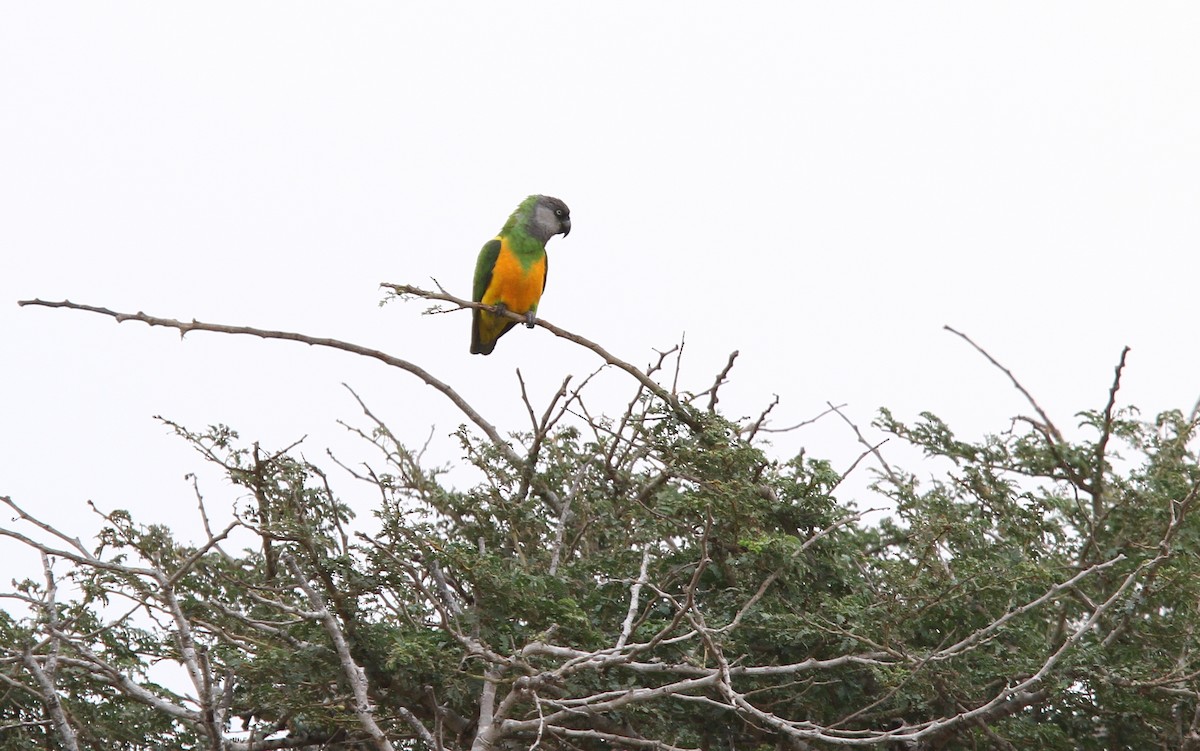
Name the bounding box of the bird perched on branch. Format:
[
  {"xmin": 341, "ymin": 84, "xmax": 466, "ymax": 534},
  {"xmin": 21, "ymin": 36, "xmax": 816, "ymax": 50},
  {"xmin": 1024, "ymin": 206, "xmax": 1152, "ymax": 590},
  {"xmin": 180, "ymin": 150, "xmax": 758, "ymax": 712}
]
[{"xmin": 470, "ymin": 194, "xmax": 571, "ymax": 355}]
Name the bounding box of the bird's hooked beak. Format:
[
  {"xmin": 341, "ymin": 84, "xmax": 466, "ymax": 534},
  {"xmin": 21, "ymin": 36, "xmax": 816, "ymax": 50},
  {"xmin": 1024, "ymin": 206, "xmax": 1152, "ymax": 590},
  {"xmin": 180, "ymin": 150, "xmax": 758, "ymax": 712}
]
[{"xmin": 561, "ymin": 218, "xmax": 571, "ymax": 237}]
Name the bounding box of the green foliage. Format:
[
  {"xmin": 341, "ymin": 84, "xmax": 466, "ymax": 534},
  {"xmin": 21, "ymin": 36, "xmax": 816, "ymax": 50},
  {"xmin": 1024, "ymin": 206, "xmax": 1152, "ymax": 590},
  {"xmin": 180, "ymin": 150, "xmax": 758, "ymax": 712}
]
[{"xmin": 5, "ymin": 362, "xmax": 1200, "ymax": 750}]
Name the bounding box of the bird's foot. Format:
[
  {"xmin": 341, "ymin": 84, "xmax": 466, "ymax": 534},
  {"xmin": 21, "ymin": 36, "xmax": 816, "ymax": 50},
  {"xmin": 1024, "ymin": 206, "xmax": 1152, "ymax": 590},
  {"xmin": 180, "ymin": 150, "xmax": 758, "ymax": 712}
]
[{"xmin": 524, "ymin": 311, "xmax": 536, "ymax": 329}]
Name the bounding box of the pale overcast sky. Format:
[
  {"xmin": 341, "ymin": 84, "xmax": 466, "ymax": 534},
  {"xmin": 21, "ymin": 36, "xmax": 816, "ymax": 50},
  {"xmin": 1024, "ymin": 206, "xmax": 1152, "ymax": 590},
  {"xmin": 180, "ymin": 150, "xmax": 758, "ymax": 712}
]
[{"xmin": 3, "ymin": 4, "xmax": 1199, "ymax": 553}]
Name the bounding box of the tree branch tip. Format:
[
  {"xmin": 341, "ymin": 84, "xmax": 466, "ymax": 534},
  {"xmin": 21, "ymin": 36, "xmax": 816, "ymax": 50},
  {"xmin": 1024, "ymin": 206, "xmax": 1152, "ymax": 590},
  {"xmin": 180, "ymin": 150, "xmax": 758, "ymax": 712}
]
[{"xmin": 20, "ymin": 298, "xmax": 63, "ymax": 309}]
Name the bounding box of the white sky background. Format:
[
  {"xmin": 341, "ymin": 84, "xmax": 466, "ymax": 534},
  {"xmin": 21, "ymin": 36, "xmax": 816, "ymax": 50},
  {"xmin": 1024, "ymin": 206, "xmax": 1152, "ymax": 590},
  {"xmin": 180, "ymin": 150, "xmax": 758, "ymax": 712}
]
[{"xmin": 3, "ymin": 4, "xmax": 1200, "ymax": 566}]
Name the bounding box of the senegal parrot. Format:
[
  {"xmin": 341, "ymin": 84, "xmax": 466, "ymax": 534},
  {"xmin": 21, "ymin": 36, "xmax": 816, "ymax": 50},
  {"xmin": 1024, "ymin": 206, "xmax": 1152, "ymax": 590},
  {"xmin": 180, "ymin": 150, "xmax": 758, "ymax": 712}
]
[{"xmin": 470, "ymin": 195, "xmax": 572, "ymax": 355}]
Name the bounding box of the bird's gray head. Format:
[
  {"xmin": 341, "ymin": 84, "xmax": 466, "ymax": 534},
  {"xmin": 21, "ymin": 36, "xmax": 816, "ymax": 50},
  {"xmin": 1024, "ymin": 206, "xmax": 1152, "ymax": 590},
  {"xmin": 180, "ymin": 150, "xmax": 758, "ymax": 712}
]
[{"xmin": 526, "ymin": 195, "xmax": 571, "ymax": 243}]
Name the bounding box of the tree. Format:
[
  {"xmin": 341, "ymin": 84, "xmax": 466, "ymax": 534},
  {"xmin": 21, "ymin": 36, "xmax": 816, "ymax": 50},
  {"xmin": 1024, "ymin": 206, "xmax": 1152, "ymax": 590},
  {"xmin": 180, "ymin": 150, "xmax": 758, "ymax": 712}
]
[{"xmin": 4, "ymin": 288, "xmax": 1200, "ymax": 750}]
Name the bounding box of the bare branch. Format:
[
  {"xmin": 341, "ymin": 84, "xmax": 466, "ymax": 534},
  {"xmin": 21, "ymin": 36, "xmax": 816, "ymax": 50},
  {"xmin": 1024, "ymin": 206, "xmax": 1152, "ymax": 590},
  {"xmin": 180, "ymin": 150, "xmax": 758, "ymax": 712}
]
[
  {"xmin": 548, "ymin": 458, "xmax": 590, "ymax": 576},
  {"xmin": 381, "ymin": 284, "xmax": 703, "ymax": 431},
  {"xmin": 281, "ymin": 554, "xmax": 403, "ymax": 751},
  {"xmin": 828, "ymin": 403, "xmax": 899, "ymax": 486},
  {"xmin": 20, "ymin": 650, "xmax": 80, "ymax": 751},
  {"xmin": 21, "ymin": 554, "xmax": 80, "ymax": 751},
  {"xmin": 470, "ymin": 667, "xmax": 503, "ymax": 751},
  {"xmin": 754, "ymin": 401, "xmax": 845, "ymax": 435},
  {"xmin": 616, "ymin": 547, "xmax": 652, "ymax": 649},
  {"xmin": 944, "ymin": 325, "xmax": 1064, "ymax": 444},
  {"xmin": 934, "ymin": 553, "xmax": 1126, "ymax": 660},
  {"xmin": 18, "ymin": 298, "xmax": 519, "ymax": 465}
]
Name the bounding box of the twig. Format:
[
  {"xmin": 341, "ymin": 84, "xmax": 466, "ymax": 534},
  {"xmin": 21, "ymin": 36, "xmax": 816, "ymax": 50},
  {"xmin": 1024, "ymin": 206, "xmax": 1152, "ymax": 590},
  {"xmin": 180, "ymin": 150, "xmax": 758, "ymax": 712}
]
[
  {"xmin": 944, "ymin": 325, "xmax": 1061, "ymax": 442},
  {"xmin": 1092, "ymin": 346, "xmax": 1130, "ymax": 516},
  {"xmin": 828, "ymin": 403, "xmax": 900, "ymax": 486},
  {"xmin": 754, "ymin": 401, "xmax": 845, "ymax": 435}
]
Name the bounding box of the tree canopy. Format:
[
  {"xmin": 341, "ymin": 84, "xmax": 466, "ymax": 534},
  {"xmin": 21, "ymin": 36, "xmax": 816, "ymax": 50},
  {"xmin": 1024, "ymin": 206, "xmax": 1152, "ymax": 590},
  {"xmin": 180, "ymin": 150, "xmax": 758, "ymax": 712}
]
[{"xmin": 4, "ymin": 290, "xmax": 1200, "ymax": 750}]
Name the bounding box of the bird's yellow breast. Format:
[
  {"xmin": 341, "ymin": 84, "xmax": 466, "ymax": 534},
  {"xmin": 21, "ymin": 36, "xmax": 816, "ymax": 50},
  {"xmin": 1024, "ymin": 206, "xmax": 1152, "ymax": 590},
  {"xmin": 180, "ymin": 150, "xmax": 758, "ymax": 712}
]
[{"xmin": 480, "ymin": 238, "xmax": 546, "ymax": 314}]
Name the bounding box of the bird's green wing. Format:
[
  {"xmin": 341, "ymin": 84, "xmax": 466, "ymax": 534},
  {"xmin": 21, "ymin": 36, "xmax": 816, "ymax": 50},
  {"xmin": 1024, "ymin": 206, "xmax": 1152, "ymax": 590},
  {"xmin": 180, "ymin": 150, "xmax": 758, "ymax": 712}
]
[{"xmin": 473, "ymin": 238, "xmax": 502, "ymax": 302}]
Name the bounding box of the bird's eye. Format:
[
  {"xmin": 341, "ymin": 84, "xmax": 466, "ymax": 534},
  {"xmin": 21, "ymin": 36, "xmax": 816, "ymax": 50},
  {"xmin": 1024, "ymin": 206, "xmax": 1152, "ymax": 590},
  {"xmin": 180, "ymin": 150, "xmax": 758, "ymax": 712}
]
[{"xmin": 555, "ymin": 209, "xmax": 564, "ymax": 217}]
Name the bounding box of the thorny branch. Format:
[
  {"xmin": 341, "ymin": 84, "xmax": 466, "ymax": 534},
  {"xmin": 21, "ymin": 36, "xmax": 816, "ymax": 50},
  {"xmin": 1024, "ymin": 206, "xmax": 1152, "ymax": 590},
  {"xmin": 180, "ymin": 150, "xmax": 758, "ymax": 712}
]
[{"xmin": 17, "ymin": 297, "xmax": 520, "ymax": 466}]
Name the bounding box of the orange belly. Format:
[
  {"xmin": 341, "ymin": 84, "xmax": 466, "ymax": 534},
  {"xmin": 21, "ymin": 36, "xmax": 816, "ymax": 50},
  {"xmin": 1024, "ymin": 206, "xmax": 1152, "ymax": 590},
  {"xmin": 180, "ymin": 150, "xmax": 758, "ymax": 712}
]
[{"xmin": 480, "ymin": 240, "xmax": 546, "ymax": 314}]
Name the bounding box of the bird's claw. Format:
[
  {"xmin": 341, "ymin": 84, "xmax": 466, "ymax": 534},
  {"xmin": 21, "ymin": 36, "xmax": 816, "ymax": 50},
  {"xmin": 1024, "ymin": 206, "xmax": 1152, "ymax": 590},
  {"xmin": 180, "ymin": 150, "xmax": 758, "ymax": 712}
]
[{"xmin": 524, "ymin": 311, "xmax": 536, "ymax": 329}]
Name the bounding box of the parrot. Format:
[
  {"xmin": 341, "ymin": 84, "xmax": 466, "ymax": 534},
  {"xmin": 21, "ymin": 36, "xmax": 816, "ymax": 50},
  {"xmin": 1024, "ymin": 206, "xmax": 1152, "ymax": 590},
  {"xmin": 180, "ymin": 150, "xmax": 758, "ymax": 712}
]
[{"xmin": 470, "ymin": 194, "xmax": 572, "ymax": 355}]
